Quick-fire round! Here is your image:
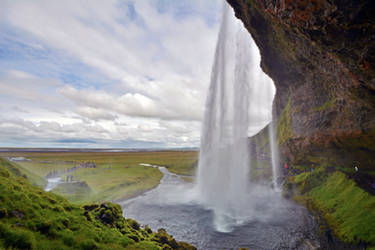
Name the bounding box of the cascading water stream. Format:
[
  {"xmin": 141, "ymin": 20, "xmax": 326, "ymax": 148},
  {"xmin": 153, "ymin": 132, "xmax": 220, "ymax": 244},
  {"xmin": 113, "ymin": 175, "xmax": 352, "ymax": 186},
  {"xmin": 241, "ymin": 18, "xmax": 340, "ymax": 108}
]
[
  {"xmin": 196, "ymin": 2, "xmax": 253, "ymax": 232},
  {"xmin": 269, "ymin": 120, "xmax": 281, "ymax": 191},
  {"xmin": 196, "ymin": 2, "xmax": 280, "ymax": 231}
]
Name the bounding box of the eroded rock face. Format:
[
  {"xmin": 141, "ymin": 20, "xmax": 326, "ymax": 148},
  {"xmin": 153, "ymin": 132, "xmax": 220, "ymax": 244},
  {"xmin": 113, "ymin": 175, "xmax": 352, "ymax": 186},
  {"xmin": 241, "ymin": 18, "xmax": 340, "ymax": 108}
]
[{"xmin": 228, "ymin": 0, "xmax": 375, "ymax": 169}]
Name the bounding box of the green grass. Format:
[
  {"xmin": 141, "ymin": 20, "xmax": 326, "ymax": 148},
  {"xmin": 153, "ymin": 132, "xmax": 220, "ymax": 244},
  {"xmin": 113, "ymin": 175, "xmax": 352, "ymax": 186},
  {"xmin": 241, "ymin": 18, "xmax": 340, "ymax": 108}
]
[
  {"xmin": 51, "ymin": 182, "xmax": 93, "ymax": 204},
  {"xmin": 0, "ymin": 157, "xmax": 46, "ymax": 187},
  {"xmin": 0, "ymin": 151, "xmax": 198, "ymax": 204},
  {"xmin": 58, "ymin": 165, "xmax": 163, "ymax": 203},
  {"xmin": 291, "ymin": 170, "xmax": 375, "ymax": 247},
  {"xmin": 277, "ymin": 96, "xmax": 293, "ymax": 145},
  {"xmin": 0, "ymin": 157, "xmax": 195, "ymax": 250}
]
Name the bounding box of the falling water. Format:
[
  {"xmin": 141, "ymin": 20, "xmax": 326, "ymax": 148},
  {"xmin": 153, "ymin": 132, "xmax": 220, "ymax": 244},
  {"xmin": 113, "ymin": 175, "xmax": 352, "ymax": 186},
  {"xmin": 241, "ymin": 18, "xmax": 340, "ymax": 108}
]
[
  {"xmin": 120, "ymin": 2, "xmax": 320, "ymax": 247},
  {"xmin": 196, "ymin": 2, "xmax": 254, "ymax": 232},
  {"xmin": 269, "ymin": 120, "xmax": 280, "ymax": 191}
]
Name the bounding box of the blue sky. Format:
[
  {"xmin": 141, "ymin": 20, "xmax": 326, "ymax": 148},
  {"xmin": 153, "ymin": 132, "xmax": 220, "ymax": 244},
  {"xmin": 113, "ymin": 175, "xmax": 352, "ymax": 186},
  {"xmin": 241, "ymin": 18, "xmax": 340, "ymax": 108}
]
[{"xmin": 0, "ymin": 0, "xmax": 274, "ymax": 148}]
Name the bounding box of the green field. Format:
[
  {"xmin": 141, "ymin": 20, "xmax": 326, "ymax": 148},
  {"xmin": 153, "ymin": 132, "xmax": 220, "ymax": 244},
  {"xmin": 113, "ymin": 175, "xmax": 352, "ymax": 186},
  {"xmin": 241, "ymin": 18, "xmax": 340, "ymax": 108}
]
[
  {"xmin": 0, "ymin": 151, "xmax": 198, "ymax": 204},
  {"xmin": 0, "ymin": 157, "xmax": 195, "ymax": 250}
]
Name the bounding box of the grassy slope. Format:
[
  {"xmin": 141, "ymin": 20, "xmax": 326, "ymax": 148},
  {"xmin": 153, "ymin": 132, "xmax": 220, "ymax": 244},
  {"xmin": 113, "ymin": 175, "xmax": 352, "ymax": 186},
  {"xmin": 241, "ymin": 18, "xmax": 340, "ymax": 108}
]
[
  {"xmin": 0, "ymin": 158, "xmax": 46, "ymax": 188},
  {"xmin": 0, "ymin": 158, "xmax": 195, "ymax": 250},
  {"xmin": 0, "ymin": 151, "xmax": 198, "ymax": 204},
  {"xmin": 289, "ymin": 168, "xmax": 375, "ymax": 248},
  {"xmin": 64, "ymin": 165, "xmax": 163, "ymax": 203}
]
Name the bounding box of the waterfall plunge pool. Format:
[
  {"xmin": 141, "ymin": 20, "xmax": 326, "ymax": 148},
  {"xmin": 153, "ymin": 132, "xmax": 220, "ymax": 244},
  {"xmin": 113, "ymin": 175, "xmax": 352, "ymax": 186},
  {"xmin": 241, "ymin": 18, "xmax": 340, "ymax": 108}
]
[{"xmin": 120, "ymin": 166, "xmax": 320, "ymax": 250}]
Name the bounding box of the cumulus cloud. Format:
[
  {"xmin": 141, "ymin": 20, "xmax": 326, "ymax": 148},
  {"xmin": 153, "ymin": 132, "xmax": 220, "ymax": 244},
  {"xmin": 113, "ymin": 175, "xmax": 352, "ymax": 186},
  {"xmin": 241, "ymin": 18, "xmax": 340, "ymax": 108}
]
[
  {"xmin": 58, "ymin": 84, "xmax": 202, "ymax": 120},
  {"xmin": 0, "ymin": 0, "xmax": 275, "ymax": 148},
  {"xmin": 2, "ymin": 0, "xmax": 218, "ymax": 117}
]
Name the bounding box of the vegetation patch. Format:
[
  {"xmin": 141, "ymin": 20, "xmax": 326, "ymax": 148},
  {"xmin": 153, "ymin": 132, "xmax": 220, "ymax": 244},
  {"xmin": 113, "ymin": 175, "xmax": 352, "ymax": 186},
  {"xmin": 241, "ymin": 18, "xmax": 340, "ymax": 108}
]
[
  {"xmin": 289, "ymin": 169, "xmax": 375, "ymax": 247},
  {"xmin": 0, "ymin": 157, "xmax": 196, "ymax": 249},
  {"xmin": 312, "ymin": 97, "xmax": 336, "ymax": 112},
  {"xmin": 277, "ymin": 96, "xmax": 293, "ymax": 145},
  {"xmin": 0, "ymin": 151, "xmax": 198, "ymax": 204},
  {"xmin": 52, "ymin": 182, "xmax": 92, "ymax": 203},
  {"xmin": 0, "ymin": 157, "xmax": 46, "ymax": 187}
]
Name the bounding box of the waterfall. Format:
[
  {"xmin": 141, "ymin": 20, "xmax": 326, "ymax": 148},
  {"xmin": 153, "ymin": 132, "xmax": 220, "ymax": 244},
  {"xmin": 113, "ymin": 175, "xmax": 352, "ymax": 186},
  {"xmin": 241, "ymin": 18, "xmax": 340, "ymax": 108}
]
[
  {"xmin": 195, "ymin": 1, "xmax": 279, "ymax": 232},
  {"xmin": 269, "ymin": 120, "xmax": 280, "ymax": 191},
  {"xmin": 196, "ymin": 2, "xmax": 253, "ymax": 232}
]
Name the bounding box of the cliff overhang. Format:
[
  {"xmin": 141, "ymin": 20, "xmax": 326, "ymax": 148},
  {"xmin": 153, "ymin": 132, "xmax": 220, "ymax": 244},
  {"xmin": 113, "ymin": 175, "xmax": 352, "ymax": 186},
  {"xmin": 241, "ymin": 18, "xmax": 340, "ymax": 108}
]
[{"xmin": 228, "ymin": 0, "xmax": 375, "ymax": 169}]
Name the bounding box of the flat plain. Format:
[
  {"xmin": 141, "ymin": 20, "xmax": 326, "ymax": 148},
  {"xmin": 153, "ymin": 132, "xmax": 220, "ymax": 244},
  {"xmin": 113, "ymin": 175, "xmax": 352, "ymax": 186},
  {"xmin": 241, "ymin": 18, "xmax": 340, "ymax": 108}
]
[{"xmin": 0, "ymin": 150, "xmax": 198, "ymax": 204}]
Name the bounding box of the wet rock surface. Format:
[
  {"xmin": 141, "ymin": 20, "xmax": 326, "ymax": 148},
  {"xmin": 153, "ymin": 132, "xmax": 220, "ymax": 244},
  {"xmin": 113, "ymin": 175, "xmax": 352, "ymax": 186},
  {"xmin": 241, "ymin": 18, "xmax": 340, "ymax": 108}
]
[{"xmin": 227, "ymin": 0, "xmax": 375, "ymax": 169}]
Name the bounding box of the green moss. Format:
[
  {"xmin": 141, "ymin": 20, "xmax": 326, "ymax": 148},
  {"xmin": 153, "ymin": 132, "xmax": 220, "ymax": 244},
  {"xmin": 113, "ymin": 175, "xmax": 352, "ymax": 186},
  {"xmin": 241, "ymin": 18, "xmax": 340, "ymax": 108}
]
[
  {"xmin": 309, "ymin": 172, "xmax": 375, "ymax": 244},
  {"xmin": 291, "ymin": 170, "xmax": 375, "ymax": 247},
  {"xmin": 0, "ymin": 223, "xmax": 37, "ymax": 250},
  {"xmin": 293, "ymin": 172, "xmax": 310, "ymax": 183},
  {"xmin": 277, "ymin": 95, "xmax": 293, "ymax": 145},
  {"xmin": 312, "ymin": 98, "xmax": 336, "ymax": 112}
]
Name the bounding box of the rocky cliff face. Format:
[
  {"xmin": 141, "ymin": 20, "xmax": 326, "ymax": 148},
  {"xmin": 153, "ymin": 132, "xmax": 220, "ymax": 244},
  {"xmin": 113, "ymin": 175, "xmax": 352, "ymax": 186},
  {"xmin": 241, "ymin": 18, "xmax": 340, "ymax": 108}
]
[{"xmin": 229, "ymin": 0, "xmax": 375, "ymax": 169}]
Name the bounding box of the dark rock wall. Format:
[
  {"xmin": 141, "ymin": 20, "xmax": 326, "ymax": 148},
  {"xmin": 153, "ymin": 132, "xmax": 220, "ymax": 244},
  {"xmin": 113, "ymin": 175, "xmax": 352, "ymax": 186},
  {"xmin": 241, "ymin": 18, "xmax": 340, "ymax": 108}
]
[{"xmin": 228, "ymin": 0, "xmax": 375, "ymax": 169}]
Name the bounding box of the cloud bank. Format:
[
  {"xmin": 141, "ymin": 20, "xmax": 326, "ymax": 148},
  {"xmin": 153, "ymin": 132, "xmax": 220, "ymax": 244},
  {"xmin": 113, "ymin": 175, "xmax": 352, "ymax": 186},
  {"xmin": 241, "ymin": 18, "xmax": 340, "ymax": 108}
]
[{"xmin": 0, "ymin": 0, "xmax": 274, "ymax": 148}]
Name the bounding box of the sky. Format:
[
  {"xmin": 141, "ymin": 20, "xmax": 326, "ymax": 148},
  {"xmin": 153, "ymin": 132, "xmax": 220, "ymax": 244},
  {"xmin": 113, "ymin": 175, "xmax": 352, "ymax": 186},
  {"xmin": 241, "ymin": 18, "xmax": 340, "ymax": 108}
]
[{"xmin": 0, "ymin": 0, "xmax": 274, "ymax": 149}]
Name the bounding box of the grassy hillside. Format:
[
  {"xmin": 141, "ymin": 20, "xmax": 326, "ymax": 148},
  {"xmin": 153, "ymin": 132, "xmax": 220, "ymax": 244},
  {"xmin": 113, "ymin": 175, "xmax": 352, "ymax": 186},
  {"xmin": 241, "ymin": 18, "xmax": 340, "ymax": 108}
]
[
  {"xmin": 0, "ymin": 157, "xmax": 195, "ymax": 250},
  {"xmin": 286, "ymin": 167, "xmax": 375, "ymax": 248},
  {"xmin": 0, "ymin": 158, "xmax": 46, "ymax": 187},
  {"xmin": 0, "ymin": 151, "xmax": 198, "ymax": 204}
]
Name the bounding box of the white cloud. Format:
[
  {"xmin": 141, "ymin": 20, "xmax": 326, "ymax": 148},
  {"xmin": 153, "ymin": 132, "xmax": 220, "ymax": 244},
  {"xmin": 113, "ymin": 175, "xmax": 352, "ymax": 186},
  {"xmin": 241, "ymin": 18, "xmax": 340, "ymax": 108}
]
[
  {"xmin": 58, "ymin": 84, "xmax": 202, "ymax": 120},
  {"xmin": 76, "ymin": 107, "xmax": 118, "ymax": 121},
  {"xmin": 0, "ymin": 0, "xmax": 275, "ymax": 148}
]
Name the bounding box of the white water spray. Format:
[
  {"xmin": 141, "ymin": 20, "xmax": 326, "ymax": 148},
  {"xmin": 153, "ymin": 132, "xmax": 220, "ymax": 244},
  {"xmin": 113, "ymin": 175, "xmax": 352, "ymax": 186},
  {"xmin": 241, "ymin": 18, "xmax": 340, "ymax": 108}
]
[
  {"xmin": 269, "ymin": 120, "xmax": 280, "ymax": 191},
  {"xmin": 196, "ymin": 2, "xmax": 280, "ymax": 232},
  {"xmin": 196, "ymin": 3, "xmax": 253, "ymax": 231}
]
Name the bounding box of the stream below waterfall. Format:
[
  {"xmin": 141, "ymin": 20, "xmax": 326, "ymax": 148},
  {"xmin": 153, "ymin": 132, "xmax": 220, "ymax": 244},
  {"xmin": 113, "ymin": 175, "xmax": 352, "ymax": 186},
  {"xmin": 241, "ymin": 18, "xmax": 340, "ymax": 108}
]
[{"xmin": 121, "ymin": 166, "xmax": 321, "ymax": 250}]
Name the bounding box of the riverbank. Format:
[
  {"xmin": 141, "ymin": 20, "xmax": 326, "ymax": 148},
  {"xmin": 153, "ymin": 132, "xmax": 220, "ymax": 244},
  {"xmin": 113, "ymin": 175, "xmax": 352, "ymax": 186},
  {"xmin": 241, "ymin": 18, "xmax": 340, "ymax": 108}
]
[{"xmin": 284, "ymin": 166, "xmax": 375, "ymax": 249}]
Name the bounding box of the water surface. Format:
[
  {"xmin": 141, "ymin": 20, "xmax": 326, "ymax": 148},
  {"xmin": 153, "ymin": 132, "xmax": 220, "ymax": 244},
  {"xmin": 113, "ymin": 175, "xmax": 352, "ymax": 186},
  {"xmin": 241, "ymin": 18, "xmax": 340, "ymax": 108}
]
[{"xmin": 121, "ymin": 167, "xmax": 319, "ymax": 250}]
